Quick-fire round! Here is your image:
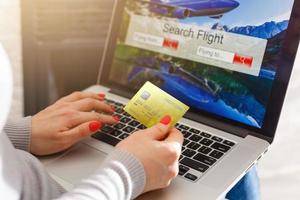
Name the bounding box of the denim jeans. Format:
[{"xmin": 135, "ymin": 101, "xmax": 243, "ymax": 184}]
[{"xmin": 225, "ymin": 166, "xmax": 260, "ymax": 200}]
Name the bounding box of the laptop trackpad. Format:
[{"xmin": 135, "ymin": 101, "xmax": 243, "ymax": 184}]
[{"xmin": 46, "ymin": 143, "xmax": 107, "ymax": 185}]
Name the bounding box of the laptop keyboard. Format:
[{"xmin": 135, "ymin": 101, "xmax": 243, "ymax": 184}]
[{"xmin": 92, "ymin": 98, "xmax": 236, "ymax": 182}]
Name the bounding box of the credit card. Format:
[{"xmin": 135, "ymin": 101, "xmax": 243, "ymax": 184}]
[{"xmin": 124, "ymin": 81, "xmax": 189, "ymax": 128}]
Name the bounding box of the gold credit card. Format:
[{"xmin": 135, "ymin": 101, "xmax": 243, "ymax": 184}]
[{"xmin": 124, "ymin": 81, "xmax": 189, "ymax": 128}]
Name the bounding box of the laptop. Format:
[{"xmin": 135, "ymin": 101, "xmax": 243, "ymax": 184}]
[{"xmin": 41, "ymin": 0, "xmax": 300, "ymax": 199}]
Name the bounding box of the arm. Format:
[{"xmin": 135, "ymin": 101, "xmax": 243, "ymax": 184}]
[
  {"xmin": 0, "ymin": 131, "xmax": 144, "ymax": 200},
  {"xmin": 57, "ymin": 150, "xmax": 145, "ymax": 200},
  {"xmin": 4, "ymin": 116, "xmax": 32, "ymax": 152},
  {"xmin": 3, "ymin": 92, "xmax": 182, "ymax": 199}
]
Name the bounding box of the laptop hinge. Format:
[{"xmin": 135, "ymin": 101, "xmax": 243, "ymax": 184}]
[{"xmin": 247, "ymin": 131, "xmax": 273, "ymax": 144}]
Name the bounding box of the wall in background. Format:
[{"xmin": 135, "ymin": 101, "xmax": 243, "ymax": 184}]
[{"xmin": 0, "ymin": 0, "xmax": 23, "ymax": 118}]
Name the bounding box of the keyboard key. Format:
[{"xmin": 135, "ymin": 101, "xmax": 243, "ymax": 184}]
[
  {"xmin": 179, "ymin": 124, "xmax": 189, "ymax": 130},
  {"xmin": 120, "ymin": 117, "xmax": 131, "ymax": 123},
  {"xmin": 110, "ymin": 129, "xmax": 122, "ymax": 137},
  {"xmin": 101, "ymin": 125, "xmax": 114, "ymax": 133},
  {"xmin": 128, "ymin": 120, "xmax": 140, "ymax": 127},
  {"xmin": 211, "ymin": 142, "xmax": 231, "ymax": 152},
  {"xmin": 182, "ymin": 131, "xmax": 191, "ymax": 138},
  {"xmin": 187, "ymin": 142, "xmax": 200, "ymax": 150},
  {"xmin": 92, "ymin": 133, "xmax": 121, "ymax": 146},
  {"xmin": 124, "ymin": 112, "xmax": 131, "ymax": 117},
  {"xmin": 210, "ymin": 150, "xmax": 224, "ymax": 159},
  {"xmin": 200, "ymin": 132, "xmax": 211, "ymax": 138},
  {"xmin": 189, "ymin": 128, "xmax": 200, "ymax": 134},
  {"xmin": 223, "ymin": 140, "xmax": 235, "ymax": 147},
  {"xmin": 123, "ymin": 126, "xmax": 135, "ymax": 133},
  {"xmin": 177, "ymin": 128, "xmax": 183, "ymax": 132},
  {"xmin": 200, "ymin": 138, "xmax": 214, "ymax": 146},
  {"xmin": 198, "ymin": 146, "xmax": 212, "ymax": 155},
  {"xmin": 189, "ymin": 134, "xmax": 202, "ymax": 142},
  {"xmin": 105, "ymin": 99, "xmax": 115, "ymax": 104},
  {"xmin": 194, "ymin": 153, "xmax": 216, "ymax": 166},
  {"xmin": 180, "ymin": 157, "xmax": 209, "ymax": 172},
  {"xmin": 113, "ymin": 123, "xmax": 125, "ymax": 129},
  {"xmin": 119, "ymin": 133, "xmax": 129, "ymax": 140},
  {"xmin": 183, "ymin": 139, "xmax": 190, "ymax": 146},
  {"xmin": 137, "ymin": 124, "xmax": 146, "ymax": 129},
  {"xmin": 179, "ymin": 165, "xmax": 189, "ymax": 176},
  {"xmin": 179, "ymin": 155, "xmax": 184, "ymax": 161},
  {"xmin": 182, "ymin": 149, "xmax": 196, "ymax": 158},
  {"xmin": 115, "ymin": 102, "xmax": 123, "ymax": 107},
  {"xmin": 211, "ymin": 136, "xmax": 223, "ymax": 142},
  {"xmin": 114, "ymin": 114, "xmax": 122, "ymax": 119},
  {"xmin": 184, "ymin": 173, "xmax": 198, "ymax": 181},
  {"xmin": 115, "ymin": 108, "xmax": 123, "ymax": 113}
]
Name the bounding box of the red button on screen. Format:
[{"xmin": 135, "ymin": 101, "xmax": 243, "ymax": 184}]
[
  {"xmin": 233, "ymin": 54, "xmax": 253, "ymax": 67},
  {"xmin": 163, "ymin": 38, "xmax": 179, "ymax": 50}
]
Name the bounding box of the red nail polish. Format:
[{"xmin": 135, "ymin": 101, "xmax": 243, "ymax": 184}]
[
  {"xmin": 113, "ymin": 115, "xmax": 120, "ymax": 122},
  {"xmin": 98, "ymin": 93, "xmax": 105, "ymax": 98},
  {"xmin": 160, "ymin": 115, "xmax": 171, "ymax": 125},
  {"xmin": 89, "ymin": 121, "xmax": 102, "ymax": 132},
  {"xmin": 111, "ymin": 105, "xmax": 116, "ymax": 112}
]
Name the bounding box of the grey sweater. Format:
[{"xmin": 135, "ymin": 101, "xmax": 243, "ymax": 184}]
[{"xmin": 1, "ymin": 117, "xmax": 145, "ymax": 200}]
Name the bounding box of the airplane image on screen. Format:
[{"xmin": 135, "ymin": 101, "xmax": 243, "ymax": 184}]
[{"xmin": 136, "ymin": 0, "xmax": 240, "ymax": 19}]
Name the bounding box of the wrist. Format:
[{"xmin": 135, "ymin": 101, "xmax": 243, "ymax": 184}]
[
  {"xmin": 105, "ymin": 148, "xmax": 146, "ymax": 199},
  {"xmin": 4, "ymin": 116, "xmax": 32, "ymax": 152}
]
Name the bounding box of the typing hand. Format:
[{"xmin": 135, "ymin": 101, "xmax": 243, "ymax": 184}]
[{"xmin": 31, "ymin": 92, "xmax": 119, "ymax": 155}]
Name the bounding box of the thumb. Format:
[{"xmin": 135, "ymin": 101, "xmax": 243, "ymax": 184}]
[
  {"xmin": 63, "ymin": 121, "xmax": 102, "ymax": 144},
  {"xmin": 143, "ymin": 115, "xmax": 172, "ymax": 140},
  {"xmin": 164, "ymin": 128, "xmax": 184, "ymax": 152}
]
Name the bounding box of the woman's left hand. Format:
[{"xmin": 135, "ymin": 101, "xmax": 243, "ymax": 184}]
[{"xmin": 30, "ymin": 91, "xmax": 118, "ymax": 156}]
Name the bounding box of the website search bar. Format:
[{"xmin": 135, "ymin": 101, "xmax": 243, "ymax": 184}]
[
  {"xmin": 196, "ymin": 46, "xmax": 253, "ymax": 68},
  {"xmin": 133, "ymin": 32, "xmax": 163, "ymax": 47}
]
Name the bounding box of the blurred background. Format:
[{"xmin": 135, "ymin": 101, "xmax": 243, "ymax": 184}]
[{"xmin": 0, "ymin": 0, "xmax": 299, "ymax": 199}]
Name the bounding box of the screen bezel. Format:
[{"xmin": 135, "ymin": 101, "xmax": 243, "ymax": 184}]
[{"xmin": 99, "ymin": 0, "xmax": 300, "ymax": 143}]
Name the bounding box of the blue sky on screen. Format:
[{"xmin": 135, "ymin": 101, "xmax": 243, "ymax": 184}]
[{"xmin": 181, "ymin": 0, "xmax": 295, "ymax": 27}]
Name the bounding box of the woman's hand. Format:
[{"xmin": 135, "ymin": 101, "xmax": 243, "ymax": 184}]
[
  {"xmin": 116, "ymin": 115, "xmax": 183, "ymax": 193},
  {"xmin": 31, "ymin": 92, "xmax": 119, "ymax": 155}
]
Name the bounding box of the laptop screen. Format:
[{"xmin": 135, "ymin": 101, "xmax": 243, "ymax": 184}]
[{"xmin": 106, "ymin": 0, "xmax": 295, "ymax": 129}]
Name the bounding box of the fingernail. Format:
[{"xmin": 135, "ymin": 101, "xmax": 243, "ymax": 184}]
[
  {"xmin": 111, "ymin": 105, "xmax": 116, "ymax": 112},
  {"xmin": 113, "ymin": 115, "xmax": 120, "ymax": 122},
  {"xmin": 98, "ymin": 93, "xmax": 105, "ymax": 98},
  {"xmin": 160, "ymin": 115, "xmax": 171, "ymax": 125},
  {"xmin": 89, "ymin": 121, "xmax": 102, "ymax": 132}
]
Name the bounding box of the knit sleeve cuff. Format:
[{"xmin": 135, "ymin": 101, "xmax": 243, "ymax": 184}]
[
  {"xmin": 4, "ymin": 116, "xmax": 32, "ymax": 152},
  {"xmin": 105, "ymin": 149, "xmax": 146, "ymax": 199}
]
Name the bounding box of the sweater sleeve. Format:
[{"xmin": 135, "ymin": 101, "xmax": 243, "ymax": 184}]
[
  {"xmin": 1, "ymin": 130, "xmax": 145, "ymax": 200},
  {"xmin": 2, "ymin": 117, "xmax": 146, "ymax": 199},
  {"xmin": 56, "ymin": 149, "xmax": 146, "ymax": 200},
  {"xmin": 4, "ymin": 116, "xmax": 32, "ymax": 152}
]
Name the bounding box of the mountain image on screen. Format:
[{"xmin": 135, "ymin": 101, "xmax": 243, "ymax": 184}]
[{"xmin": 211, "ymin": 20, "xmax": 288, "ymax": 39}]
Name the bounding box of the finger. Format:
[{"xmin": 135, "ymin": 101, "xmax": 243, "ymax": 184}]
[
  {"xmin": 57, "ymin": 91, "xmax": 105, "ymax": 103},
  {"xmin": 63, "ymin": 121, "xmax": 102, "ymax": 144},
  {"xmin": 70, "ymin": 98, "xmax": 115, "ymax": 113},
  {"xmin": 97, "ymin": 114, "xmax": 120, "ymax": 124},
  {"xmin": 164, "ymin": 128, "xmax": 183, "ymax": 152},
  {"xmin": 164, "ymin": 128, "xmax": 184, "ymax": 145},
  {"xmin": 143, "ymin": 115, "xmax": 172, "ymax": 140},
  {"xmin": 68, "ymin": 112, "xmax": 119, "ymax": 128}
]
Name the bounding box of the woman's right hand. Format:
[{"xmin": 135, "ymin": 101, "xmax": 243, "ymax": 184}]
[{"xmin": 116, "ymin": 115, "xmax": 183, "ymax": 193}]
